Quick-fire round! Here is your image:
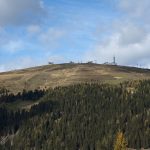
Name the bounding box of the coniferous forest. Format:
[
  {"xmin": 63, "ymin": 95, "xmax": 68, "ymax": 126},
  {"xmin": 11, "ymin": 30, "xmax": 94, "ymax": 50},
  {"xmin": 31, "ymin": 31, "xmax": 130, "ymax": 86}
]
[{"xmin": 0, "ymin": 80, "xmax": 150, "ymax": 150}]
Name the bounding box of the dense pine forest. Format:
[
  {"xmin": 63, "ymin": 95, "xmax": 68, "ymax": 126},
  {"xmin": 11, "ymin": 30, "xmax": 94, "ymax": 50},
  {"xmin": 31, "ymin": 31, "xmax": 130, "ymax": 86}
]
[{"xmin": 0, "ymin": 80, "xmax": 150, "ymax": 150}]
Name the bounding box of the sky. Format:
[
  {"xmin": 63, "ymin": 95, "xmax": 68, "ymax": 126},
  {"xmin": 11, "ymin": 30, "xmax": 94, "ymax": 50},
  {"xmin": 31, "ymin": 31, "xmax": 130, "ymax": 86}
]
[{"xmin": 0, "ymin": 0, "xmax": 150, "ymax": 72}]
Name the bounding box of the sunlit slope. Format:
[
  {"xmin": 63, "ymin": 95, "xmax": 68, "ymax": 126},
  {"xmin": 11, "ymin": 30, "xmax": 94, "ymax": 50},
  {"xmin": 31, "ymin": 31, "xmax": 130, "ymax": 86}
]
[{"xmin": 0, "ymin": 63, "xmax": 150, "ymax": 93}]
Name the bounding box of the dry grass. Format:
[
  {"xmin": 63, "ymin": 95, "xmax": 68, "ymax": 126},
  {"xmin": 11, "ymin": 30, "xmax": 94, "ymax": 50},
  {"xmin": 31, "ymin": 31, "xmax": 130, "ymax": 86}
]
[{"xmin": 0, "ymin": 63, "xmax": 150, "ymax": 93}]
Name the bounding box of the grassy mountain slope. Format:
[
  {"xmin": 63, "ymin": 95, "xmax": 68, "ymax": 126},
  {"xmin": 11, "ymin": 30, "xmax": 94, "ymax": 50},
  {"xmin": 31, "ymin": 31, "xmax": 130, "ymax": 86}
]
[{"xmin": 0, "ymin": 63, "xmax": 150, "ymax": 93}]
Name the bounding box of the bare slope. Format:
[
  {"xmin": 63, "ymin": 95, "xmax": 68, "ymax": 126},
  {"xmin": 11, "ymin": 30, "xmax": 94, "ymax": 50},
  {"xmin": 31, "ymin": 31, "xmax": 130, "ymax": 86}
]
[{"xmin": 0, "ymin": 63, "xmax": 150, "ymax": 93}]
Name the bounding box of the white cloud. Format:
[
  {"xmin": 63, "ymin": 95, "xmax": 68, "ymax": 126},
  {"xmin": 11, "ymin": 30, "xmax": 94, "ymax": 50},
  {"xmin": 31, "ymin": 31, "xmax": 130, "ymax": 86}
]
[
  {"xmin": 40, "ymin": 28, "xmax": 65, "ymax": 43},
  {"xmin": 117, "ymin": 24, "xmax": 147, "ymax": 46},
  {"xmin": 85, "ymin": 0, "xmax": 150, "ymax": 67},
  {"xmin": 0, "ymin": 65, "xmax": 6, "ymax": 72},
  {"xmin": 0, "ymin": 0, "xmax": 45, "ymax": 26},
  {"xmin": 119, "ymin": 0, "xmax": 150, "ymax": 20},
  {"xmin": 10, "ymin": 57, "xmax": 36, "ymax": 71},
  {"xmin": 2, "ymin": 40, "xmax": 24, "ymax": 53},
  {"xmin": 39, "ymin": 28, "xmax": 66, "ymax": 50},
  {"xmin": 27, "ymin": 25, "xmax": 41, "ymax": 34},
  {"xmin": 85, "ymin": 21, "xmax": 150, "ymax": 66},
  {"xmin": 0, "ymin": 54, "xmax": 66, "ymax": 72},
  {"xmin": 0, "ymin": 56, "xmax": 40, "ymax": 72},
  {"xmin": 0, "ymin": 26, "xmax": 66, "ymax": 54}
]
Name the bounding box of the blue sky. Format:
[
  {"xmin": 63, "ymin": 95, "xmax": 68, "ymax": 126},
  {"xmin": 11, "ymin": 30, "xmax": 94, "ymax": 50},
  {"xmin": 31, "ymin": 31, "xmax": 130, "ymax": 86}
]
[{"xmin": 0, "ymin": 0, "xmax": 150, "ymax": 71}]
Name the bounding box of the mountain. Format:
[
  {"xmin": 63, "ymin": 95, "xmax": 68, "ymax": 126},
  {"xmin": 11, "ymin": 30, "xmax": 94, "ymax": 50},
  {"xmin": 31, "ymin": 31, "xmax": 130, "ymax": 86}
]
[
  {"xmin": 0, "ymin": 63, "xmax": 150, "ymax": 93},
  {"xmin": 0, "ymin": 63, "xmax": 150, "ymax": 150}
]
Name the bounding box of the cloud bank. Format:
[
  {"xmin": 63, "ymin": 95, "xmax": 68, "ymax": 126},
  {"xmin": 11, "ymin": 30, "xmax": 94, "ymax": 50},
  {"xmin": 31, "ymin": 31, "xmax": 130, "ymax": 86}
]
[
  {"xmin": 0, "ymin": 0, "xmax": 45, "ymax": 26},
  {"xmin": 85, "ymin": 0, "xmax": 150, "ymax": 67}
]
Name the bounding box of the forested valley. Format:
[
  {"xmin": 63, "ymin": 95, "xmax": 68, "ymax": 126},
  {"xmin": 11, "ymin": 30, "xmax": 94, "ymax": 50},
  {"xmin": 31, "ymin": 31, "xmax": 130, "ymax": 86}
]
[{"xmin": 0, "ymin": 80, "xmax": 150, "ymax": 150}]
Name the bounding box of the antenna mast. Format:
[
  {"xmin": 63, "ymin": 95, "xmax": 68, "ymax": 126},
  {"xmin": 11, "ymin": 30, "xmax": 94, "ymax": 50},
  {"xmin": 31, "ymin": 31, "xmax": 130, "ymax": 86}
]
[
  {"xmin": 113, "ymin": 56, "xmax": 116, "ymax": 64},
  {"xmin": 113, "ymin": 56, "xmax": 117, "ymax": 65}
]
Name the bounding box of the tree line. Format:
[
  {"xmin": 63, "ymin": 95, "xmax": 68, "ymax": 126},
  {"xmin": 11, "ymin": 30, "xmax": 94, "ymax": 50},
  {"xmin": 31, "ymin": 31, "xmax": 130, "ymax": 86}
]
[{"xmin": 0, "ymin": 88, "xmax": 46, "ymax": 104}]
